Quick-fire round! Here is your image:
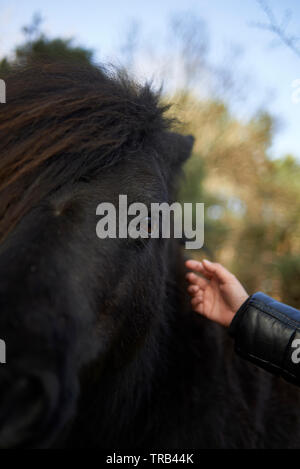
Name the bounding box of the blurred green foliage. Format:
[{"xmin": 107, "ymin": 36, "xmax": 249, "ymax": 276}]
[{"xmin": 174, "ymin": 94, "xmax": 300, "ymax": 307}]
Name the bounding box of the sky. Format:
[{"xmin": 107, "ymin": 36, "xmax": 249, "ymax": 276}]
[{"xmin": 0, "ymin": 0, "xmax": 299, "ymax": 159}]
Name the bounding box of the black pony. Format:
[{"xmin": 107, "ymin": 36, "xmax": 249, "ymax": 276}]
[{"xmin": 0, "ymin": 62, "xmax": 299, "ymax": 448}]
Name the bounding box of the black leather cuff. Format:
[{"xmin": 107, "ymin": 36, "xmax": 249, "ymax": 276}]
[{"xmin": 229, "ymin": 292, "xmax": 300, "ymax": 386}]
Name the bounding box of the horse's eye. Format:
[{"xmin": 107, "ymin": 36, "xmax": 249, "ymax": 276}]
[
  {"xmin": 139, "ymin": 216, "xmax": 160, "ymax": 237},
  {"xmin": 141, "ymin": 216, "xmax": 153, "ymax": 235}
]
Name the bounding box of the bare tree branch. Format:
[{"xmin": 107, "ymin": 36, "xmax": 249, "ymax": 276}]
[
  {"xmin": 119, "ymin": 20, "xmax": 140, "ymax": 70},
  {"xmin": 251, "ymin": 0, "xmax": 300, "ymax": 59},
  {"xmin": 22, "ymin": 12, "xmax": 44, "ymax": 42}
]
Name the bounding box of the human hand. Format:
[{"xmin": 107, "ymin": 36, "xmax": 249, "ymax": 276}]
[{"xmin": 185, "ymin": 259, "xmax": 249, "ymax": 327}]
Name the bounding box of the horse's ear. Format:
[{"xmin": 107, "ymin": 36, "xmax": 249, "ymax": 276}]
[{"xmin": 164, "ymin": 132, "xmax": 195, "ymax": 168}]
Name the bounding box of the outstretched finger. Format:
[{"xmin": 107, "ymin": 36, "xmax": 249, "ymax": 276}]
[
  {"xmin": 202, "ymin": 259, "xmax": 234, "ymax": 284},
  {"xmin": 186, "ymin": 272, "xmax": 208, "ymax": 288},
  {"xmin": 185, "ymin": 259, "xmax": 213, "ymax": 280},
  {"xmin": 187, "ymin": 285, "xmax": 200, "ymax": 295},
  {"xmin": 185, "ymin": 259, "xmax": 204, "ymax": 272}
]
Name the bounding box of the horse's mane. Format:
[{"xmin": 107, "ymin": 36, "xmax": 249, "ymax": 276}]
[{"xmin": 0, "ymin": 61, "xmax": 171, "ymax": 242}]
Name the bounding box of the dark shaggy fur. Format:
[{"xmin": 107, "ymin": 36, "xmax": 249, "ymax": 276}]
[{"xmin": 0, "ymin": 62, "xmax": 299, "ymax": 449}]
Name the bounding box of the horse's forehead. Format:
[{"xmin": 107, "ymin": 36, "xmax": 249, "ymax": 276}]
[{"xmin": 114, "ymin": 156, "xmax": 167, "ymax": 193}]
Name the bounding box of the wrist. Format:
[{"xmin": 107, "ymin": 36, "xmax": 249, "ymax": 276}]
[{"xmin": 228, "ymin": 295, "xmax": 251, "ymax": 336}]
